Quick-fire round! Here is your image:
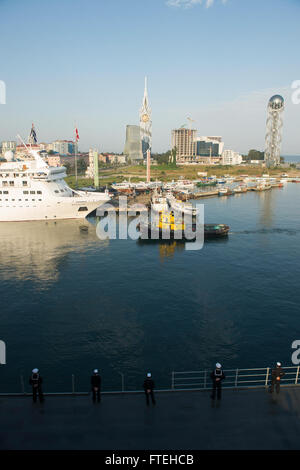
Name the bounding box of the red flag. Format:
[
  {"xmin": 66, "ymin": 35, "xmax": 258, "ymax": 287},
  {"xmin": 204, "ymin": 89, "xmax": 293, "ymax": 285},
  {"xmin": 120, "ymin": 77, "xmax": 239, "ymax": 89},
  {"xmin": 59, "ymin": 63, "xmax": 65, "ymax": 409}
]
[{"xmin": 75, "ymin": 127, "xmax": 79, "ymax": 142}]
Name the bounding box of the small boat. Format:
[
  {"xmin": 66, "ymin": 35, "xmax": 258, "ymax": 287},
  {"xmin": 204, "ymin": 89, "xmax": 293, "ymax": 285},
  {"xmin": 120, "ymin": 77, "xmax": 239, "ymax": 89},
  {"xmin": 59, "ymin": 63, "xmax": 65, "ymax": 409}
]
[
  {"xmin": 174, "ymin": 179, "xmax": 195, "ymax": 191},
  {"xmin": 253, "ymin": 184, "xmax": 272, "ymax": 191},
  {"xmin": 233, "ymin": 185, "xmax": 247, "ymax": 193},
  {"xmin": 111, "ymin": 180, "xmax": 134, "ymax": 193},
  {"xmin": 218, "ymin": 188, "xmax": 234, "ymax": 196},
  {"xmin": 233, "ymin": 186, "xmax": 242, "ymax": 193}
]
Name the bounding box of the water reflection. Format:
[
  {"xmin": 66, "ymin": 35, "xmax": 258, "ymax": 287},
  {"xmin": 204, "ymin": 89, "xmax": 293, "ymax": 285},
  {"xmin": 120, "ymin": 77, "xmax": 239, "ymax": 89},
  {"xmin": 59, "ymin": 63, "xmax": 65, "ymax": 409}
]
[{"xmin": 0, "ymin": 219, "xmax": 107, "ymax": 283}]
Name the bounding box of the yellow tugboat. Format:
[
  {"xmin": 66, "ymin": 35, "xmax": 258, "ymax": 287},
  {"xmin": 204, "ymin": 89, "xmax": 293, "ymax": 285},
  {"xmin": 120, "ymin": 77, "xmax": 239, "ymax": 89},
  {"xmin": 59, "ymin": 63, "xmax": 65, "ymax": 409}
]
[{"xmin": 139, "ymin": 209, "xmax": 230, "ymax": 240}]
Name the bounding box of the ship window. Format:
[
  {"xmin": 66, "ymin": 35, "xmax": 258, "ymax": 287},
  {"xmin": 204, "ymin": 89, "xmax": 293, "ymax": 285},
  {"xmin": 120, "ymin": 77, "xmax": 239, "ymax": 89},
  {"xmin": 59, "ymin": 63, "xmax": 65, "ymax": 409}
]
[
  {"xmin": 18, "ymin": 199, "xmax": 21, "ymax": 201},
  {"xmin": 23, "ymin": 191, "xmax": 29, "ymax": 194},
  {"xmin": 54, "ymin": 190, "xmax": 59, "ymax": 193},
  {"xmin": 9, "ymin": 181, "xmax": 14, "ymax": 186},
  {"xmin": 0, "ymin": 191, "xmax": 2, "ymax": 194},
  {"xmin": 3, "ymin": 181, "xmax": 8, "ymax": 186},
  {"xmin": 3, "ymin": 191, "xmax": 8, "ymax": 194},
  {"xmin": 78, "ymin": 206, "xmax": 88, "ymax": 212},
  {"xmin": 25, "ymin": 199, "xmax": 28, "ymax": 201},
  {"xmin": 22, "ymin": 181, "xmax": 28, "ymax": 186},
  {"xmin": 32, "ymin": 199, "xmax": 35, "ymax": 201},
  {"xmin": 37, "ymin": 191, "xmax": 42, "ymax": 194},
  {"xmin": 30, "ymin": 191, "xmax": 35, "ymax": 194}
]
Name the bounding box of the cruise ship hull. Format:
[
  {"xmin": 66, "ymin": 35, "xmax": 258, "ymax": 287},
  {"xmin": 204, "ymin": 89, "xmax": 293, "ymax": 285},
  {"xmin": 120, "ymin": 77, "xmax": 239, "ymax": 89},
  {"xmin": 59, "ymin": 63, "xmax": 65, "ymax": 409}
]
[{"xmin": 0, "ymin": 199, "xmax": 107, "ymax": 222}]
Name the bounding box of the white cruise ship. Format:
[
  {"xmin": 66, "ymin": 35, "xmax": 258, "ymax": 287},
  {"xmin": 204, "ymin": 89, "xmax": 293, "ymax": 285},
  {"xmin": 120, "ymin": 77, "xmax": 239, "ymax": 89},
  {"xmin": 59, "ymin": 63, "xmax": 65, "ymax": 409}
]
[{"xmin": 0, "ymin": 150, "xmax": 111, "ymax": 221}]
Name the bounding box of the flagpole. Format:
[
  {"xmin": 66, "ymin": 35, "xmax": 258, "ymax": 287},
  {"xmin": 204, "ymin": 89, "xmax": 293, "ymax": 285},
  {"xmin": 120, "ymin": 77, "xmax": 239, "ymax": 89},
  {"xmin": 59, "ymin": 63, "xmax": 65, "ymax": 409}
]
[{"xmin": 74, "ymin": 129, "xmax": 78, "ymax": 187}]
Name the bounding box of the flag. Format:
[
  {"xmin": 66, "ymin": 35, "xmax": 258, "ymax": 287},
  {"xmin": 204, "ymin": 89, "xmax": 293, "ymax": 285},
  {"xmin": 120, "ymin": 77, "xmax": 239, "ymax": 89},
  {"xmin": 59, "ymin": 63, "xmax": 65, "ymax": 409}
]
[
  {"xmin": 30, "ymin": 123, "xmax": 37, "ymax": 143},
  {"xmin": 75, "ymin": 127, "xmax": 79, "ymax": 142}
]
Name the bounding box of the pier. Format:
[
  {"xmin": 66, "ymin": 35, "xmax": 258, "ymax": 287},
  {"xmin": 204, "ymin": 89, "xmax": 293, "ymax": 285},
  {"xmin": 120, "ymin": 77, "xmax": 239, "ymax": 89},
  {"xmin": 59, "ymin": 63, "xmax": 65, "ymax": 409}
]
[{"xmin": 1, "ymin": 387, "xmax": 300, "ymax": 450}]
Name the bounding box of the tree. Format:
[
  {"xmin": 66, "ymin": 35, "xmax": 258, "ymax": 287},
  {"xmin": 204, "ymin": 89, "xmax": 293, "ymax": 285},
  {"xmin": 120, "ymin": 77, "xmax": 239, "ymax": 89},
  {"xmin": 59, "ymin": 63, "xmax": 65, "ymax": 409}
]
[
  {"xmin": 77, "ymin": 158, "xmax": 87, "ymax": 174},
  {"xmin": 245, "ymin": 149, "xmax": 265, "ymax": 161},
  {"xmin": 170, "ymin": 147, "xmax": 177, "ymax": 166}
]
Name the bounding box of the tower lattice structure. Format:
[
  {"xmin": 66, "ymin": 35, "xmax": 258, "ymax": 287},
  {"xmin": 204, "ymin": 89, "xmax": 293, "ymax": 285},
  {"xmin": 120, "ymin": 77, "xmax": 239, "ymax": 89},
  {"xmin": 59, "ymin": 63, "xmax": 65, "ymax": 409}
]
[{"xmin": 264, "ymin": 95, "xmax": 284, "ymax": 168}]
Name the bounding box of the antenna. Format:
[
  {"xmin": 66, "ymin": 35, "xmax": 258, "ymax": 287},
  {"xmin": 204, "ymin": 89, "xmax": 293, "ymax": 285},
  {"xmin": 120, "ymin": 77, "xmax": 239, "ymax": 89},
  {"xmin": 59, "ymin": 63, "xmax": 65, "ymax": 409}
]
[{"xmin": 16, "ymin": 134, "xmax": 30, "ymax": 151}]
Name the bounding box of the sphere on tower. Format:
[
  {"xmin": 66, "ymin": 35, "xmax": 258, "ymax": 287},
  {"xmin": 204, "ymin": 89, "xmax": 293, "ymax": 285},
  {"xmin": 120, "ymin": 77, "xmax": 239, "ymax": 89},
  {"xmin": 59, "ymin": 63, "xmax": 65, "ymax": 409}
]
[{"xmin": 268, "ymin": 95, "xmax": 284, "ymax": 110}]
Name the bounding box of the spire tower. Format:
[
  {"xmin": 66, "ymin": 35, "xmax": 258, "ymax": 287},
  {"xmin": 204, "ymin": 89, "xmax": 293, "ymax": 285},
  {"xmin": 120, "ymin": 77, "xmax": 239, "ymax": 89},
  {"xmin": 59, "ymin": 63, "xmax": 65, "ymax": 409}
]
[{"xmin": 140, "ymin": 76, "xmax": 152, "ymax": 158}]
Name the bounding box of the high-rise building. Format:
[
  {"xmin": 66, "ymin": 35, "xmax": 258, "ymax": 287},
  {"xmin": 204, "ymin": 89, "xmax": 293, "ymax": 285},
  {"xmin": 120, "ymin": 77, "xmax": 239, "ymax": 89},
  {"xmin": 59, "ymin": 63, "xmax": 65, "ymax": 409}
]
[
  {"xmin": 140, "ymin": 76, "xmax": 152, "ymax": 158},
  {"xmin": 52, "ymin": 140, "xmax": 78, "ymax": 155},
  {"xmin": 196, "ymin": 136, "xmax": 224, "ymax": 159},
  {"xmin": 172, "ymin": 128, "xmax": 196, "ymax": 162},
  {"xmin": 123, "ymin": 125, "xmax": 143, "ymax": 162}
]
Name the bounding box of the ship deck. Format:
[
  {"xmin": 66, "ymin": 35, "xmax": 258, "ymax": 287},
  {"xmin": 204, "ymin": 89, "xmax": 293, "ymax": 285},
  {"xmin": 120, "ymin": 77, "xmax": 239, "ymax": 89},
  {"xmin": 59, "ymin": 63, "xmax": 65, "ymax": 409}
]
[{"xmin": 1, "ymin": 387, "xmax": 300, "ymax": 450}]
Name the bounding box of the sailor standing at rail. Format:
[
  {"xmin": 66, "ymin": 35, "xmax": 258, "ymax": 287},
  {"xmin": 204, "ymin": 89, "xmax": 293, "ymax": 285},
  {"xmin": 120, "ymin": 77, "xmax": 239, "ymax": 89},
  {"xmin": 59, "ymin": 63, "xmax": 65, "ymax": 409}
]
[
  {"xmin": 29, "ymin": 368, "xmax": 44, "ymax": 403},
  {"xmin": 210, "ymin": 363, "xmax": 225, "ymax": 401},
  {"xmin": 91, "ymin": 369, "xmax": 101, "ymax": 403},
  {"xmin": 143, "ymin": 372, "xmax": 156, "ymax": 406},
  {"xmin": 269, "ymin": 362, "xmax": 285, "ymax": 394}
]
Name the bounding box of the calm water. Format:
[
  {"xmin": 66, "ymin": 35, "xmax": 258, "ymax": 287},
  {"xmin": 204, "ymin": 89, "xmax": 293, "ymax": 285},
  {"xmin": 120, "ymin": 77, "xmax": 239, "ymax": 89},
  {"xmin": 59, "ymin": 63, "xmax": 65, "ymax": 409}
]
[{"xmin": 1, "ymin": 184, "xmax": 300, "ymax": 392}]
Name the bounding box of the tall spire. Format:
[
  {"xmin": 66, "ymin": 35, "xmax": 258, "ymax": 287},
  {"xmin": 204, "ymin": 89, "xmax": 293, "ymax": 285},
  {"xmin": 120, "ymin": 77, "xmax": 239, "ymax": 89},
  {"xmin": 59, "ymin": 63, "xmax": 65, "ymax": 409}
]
[
  {"xmin": 143, "ymin": 76, "xmax": 148, "ymax": 104},
  {"xmin": 141, "ymin": 76, "xmax": 150, "ymax": 112},
  {"xmin": 140, "ymin": 76, "xmax": 152, "ymax": 157}
]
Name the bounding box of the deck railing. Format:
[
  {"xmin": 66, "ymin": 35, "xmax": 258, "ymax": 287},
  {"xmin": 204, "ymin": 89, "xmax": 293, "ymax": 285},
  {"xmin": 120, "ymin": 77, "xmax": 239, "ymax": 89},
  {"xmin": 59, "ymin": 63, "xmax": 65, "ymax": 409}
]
[
  {"xmin": 1, "ymin": 366, "xmax": 300, "ymax": 396},
  {"xmin": 171, "ymin": 366, "xmax": 300, "ymax": 391}
]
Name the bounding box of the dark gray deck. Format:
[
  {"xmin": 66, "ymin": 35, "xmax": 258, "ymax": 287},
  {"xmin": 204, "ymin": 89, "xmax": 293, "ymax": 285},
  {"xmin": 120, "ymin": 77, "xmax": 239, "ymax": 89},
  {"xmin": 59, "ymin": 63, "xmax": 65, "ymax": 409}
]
[{"xmin": 1, "ymin": 387, "xmax": 300, "ymax": 450}]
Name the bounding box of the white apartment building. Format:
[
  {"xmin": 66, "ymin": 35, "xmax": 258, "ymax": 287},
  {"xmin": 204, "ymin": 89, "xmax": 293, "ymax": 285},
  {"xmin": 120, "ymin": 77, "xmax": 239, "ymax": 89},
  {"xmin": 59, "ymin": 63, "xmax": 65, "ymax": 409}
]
[
  {"xmin": 1, "ymin": 141, "xmax": 16, "ymax": 155},
  {"xmin": 222, "ymin": 149, "xmax": 243, "ymax": 165}
]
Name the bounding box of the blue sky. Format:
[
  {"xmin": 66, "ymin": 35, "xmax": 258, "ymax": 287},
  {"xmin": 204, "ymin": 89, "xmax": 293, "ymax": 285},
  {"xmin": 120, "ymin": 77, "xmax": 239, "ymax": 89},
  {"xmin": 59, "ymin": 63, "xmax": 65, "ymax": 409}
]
[{"xmin": 0, "ymin": 0, "xmax": 300, "ymax": 154}]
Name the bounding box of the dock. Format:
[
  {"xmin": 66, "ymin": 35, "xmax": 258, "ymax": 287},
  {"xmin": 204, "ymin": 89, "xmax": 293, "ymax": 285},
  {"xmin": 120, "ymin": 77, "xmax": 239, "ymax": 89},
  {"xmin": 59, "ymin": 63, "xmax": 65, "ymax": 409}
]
[{"xmin": 1, "ymin": 387, "xmax": 300, "ymax": 449}]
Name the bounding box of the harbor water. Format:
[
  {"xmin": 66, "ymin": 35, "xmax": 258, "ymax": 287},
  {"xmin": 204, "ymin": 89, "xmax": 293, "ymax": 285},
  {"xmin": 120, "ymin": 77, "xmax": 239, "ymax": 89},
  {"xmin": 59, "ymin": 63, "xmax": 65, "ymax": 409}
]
[{"xmin": 0, "ymin": 184, "xmax": 300, "ymax": 392}]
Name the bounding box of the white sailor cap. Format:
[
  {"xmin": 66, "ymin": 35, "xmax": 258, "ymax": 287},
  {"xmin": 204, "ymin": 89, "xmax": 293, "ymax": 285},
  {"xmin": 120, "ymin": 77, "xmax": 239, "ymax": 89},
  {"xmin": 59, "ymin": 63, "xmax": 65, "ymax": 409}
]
[
  {"xmin": 276, "ymin": 362, "xmax": 282, "ymax": 367},
  {"xmin": 147, "ymin": 372, "xmax": 151, "ymax": 377},
  {"xmin": 32, "ymin": 368, "xmax": 39, "ymax": 374},
  {"xmin": 94, "ymin": 369, "xmax": 99, "ymax": 374},
  {"xmin": 216, "ymin": 363, "xmax": 222, "ymax": 369}
]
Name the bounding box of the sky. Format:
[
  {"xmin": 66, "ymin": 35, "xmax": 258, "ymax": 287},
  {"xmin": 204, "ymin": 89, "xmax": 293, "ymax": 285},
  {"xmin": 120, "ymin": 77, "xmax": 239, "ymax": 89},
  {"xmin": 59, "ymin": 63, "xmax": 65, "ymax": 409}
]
[{"xmin": 0, "ymin": 0, "xmax": 300, "ymax": 154}]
